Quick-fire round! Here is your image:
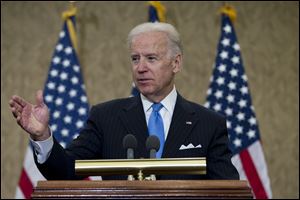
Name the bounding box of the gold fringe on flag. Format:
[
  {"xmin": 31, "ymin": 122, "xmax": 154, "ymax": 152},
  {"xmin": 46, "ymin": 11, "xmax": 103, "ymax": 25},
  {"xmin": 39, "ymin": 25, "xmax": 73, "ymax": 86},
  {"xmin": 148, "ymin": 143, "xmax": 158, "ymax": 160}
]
[
  {"xmin": 62, "ymin": 2, "xmax": 78, "ymax": 52},
  {"xmin": 148, "ymin": 1, "xmax": 166, "ymax": 22}
]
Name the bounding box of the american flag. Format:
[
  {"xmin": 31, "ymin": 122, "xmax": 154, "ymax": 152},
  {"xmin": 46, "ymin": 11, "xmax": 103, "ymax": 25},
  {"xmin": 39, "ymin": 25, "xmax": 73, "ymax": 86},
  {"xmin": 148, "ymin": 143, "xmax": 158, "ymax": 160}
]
[
  {"xmin": 204, "ymin": 13, "xmax": 272, "ymax": 198},
  {"xmin": 130, "ymin": 1, "xmax": 166, "ymax": 96},
  {"xmin": 15, "ymin": 10, "xmax": 90, "ymax": 199}
]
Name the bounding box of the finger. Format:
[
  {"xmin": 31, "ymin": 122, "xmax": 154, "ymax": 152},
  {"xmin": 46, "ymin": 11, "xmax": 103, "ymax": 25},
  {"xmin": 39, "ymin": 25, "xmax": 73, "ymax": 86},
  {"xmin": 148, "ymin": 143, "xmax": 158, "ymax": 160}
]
[
  {"xmin": 11, "ymin": 107, "xmax": 19, "ymax": 118},
  {"xmin": 11, "ymin": 95, "xmax": 29, "ymax": 107},
  {"xmin": 36, "ymin": 90, "xmax": 44, "ymax": 106},
  {"xmin": 9, "ymin": 100, "xmax": 23, "ymax": 113}
]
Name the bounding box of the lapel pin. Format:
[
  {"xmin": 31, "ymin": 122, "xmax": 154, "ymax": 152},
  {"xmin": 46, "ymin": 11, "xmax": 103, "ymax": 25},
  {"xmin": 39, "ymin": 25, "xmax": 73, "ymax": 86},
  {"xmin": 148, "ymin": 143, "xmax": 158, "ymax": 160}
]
[{"xmin": 186, "ymin": 121, "xmax": 192, "ymax": 125}]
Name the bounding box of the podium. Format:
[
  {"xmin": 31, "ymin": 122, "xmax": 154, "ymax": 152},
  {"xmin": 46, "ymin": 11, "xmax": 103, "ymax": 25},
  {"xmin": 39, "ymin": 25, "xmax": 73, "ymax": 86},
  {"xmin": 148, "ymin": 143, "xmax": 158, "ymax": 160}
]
[{"xmin": 31, "ymin": 180, "xmax": 253, "ymax": 199}]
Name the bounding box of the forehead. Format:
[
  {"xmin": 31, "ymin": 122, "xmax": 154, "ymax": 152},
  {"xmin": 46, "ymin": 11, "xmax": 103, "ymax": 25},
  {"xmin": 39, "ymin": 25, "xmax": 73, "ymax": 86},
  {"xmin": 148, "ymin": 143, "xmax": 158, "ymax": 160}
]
[{"xmin": 131, "ymin": 31, "xmax": 168, "ymax": 53}]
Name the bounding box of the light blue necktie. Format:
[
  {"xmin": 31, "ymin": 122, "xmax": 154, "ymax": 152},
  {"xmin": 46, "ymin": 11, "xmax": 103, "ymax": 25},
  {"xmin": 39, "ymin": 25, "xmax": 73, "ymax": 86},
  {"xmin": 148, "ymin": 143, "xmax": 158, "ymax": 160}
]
[{"xmin": 148, "ymin": 103, "xmax": 165, "ymax": 158}]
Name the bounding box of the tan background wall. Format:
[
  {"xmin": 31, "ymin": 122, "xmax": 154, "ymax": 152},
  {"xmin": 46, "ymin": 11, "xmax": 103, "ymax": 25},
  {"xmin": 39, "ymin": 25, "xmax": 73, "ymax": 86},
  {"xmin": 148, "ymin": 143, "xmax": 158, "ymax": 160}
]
[{"xmin": 1, "ymin": 1, "xmax": 299, "ymax": 198}]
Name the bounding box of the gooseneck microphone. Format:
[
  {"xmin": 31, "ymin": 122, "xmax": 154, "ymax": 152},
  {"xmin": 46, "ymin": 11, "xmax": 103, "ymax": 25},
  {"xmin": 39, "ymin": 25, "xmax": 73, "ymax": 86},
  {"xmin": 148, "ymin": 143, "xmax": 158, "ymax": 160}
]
[
  {"xmin": 123, "ymin": 134, "xmax": 137, "ymax": 180},
  {"xmin": 146, "ymin": 135, "xmax": 160, "ymax": 180}
]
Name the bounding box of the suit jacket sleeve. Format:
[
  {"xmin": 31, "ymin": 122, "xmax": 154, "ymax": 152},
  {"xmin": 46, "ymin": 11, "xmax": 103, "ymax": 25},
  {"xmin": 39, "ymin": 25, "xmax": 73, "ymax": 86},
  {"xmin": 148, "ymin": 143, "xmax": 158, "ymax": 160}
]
[
  {"xmin": 206, "ymin": 115, "xmax": 239, "ymax": 180},
  {"xmin": 34, "ymin": 105, "xmax": 104, "ymax": 180}
]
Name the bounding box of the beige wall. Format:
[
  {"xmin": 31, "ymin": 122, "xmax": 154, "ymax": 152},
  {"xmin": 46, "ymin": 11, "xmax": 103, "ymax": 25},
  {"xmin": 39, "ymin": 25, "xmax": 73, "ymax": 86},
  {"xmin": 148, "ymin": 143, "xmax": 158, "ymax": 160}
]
[{"xmin": 1, "ymin": 1, "xmax": 299, "ymax": 198}]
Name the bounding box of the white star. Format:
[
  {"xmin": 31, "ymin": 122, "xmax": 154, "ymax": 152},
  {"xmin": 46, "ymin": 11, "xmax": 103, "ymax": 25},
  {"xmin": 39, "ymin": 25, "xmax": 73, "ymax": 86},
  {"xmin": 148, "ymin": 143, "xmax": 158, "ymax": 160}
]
[
  {"xmin": 249, "ymin": 117, "xmax": 257, "ymax": 126},
  {"xmin": 233, "ymin": 43, "xmax": 240, "ymax": 51},
  {"xmin": 55, "ymin": 98, "xmax": 63, "ymax": 106},
  {"xmin": 53, "ymin": 111, "xmax": 60, "ymax": 119},
  {"xmin": 242, "ymin": 74, "xmax": 248, "ymax": 81},
  {"xmin": 231, "ymin": 56, "xmax": 240, "ymax": 65},
  {"xmin": 235, "ymin": 125, "xmax": 243, "ymax": 134},
  {"xmin": 213, "ymin": 103, "xmax": 222, "ymax": 111},
  {"xmin": 240, "ymin": 86, "xmax": 248, "ymax": 95},
  {"xmin": 45, "ymin": 95, "xmax": 53, "ymax": 102},
  {"xmin": 60, "ymin": 72, "xmax": 68, "ymax": 80},
  {"xmin": 73, "ymin": 65, "xmax": 80, "ymax": 72},
  {"xmin": 52, "ymin": 56, "xmax": 60, "ymax": 65},
  {"xmin": 69, "ymin": 89, "xmax": 77, "ymax": 97},
  {"xmin": 238, "ymin": 99, "xmax": 247, "ymax": 108},
  {"xmin": 64, "ymin": 115, "xmax": 72, "ymax": 124},
  {"xmin": 57, "ymin": 85, "xmax": 66, "ymax": 93},
  {"xmin": 56, "ymin": 44, "xmax": 63, "ymax": 52},
  {"xmin": 237, "ymin": 112, "xmax": 245, "ymax": 121},
  {"xmin": 214, "ymin": 90, "xmax": 223, "ymax": 99},
  {"xmin": 47, "ymin": 82, "xmax": 55, "ymax": 90},
  {"xmin": 206, "ymin": 88, "xmax": 212, "ymax": 95},
  {"xmin": 233, "ymin": 138, "xmax": 242, "ymax": 147},
  {"xmin": 71, "ymin": 77, "xmax": 79, "ymax": 84},
  {"xmin": 73, "ymin": 133, "xmax": 79, "ymax": 139},
  {"xmin": 223, "ymin": 24, "xmax": 232, "ymax": 33},
  {"xmin": 59, "ymin": 31, "xmax": 65, "ymax": 38},
  {"xmin": 247, "ymin": 129, "xmax": 256, "ymax": 139},
  {"xmin": 60, "ymin": 142, "xmax": 66, "ymax": 148},
  {"xmin": 228, "ymin": 81, "xmax": 236, "ymax": 90},
  {"xmin": 226, "ymin": 120, "xmax": 232, "ymax": 129},
  {"xmin": 78, "ymin": 107, "xmax": 87, "ymax": 115},
  {"xmin": 219, "ymin": 51, "xmax": 228, "ymax": 59},
  {"xmin": 81, "ymin": 95, "xmax": 87, "ymax": 102},
  {"xmin": 225, "ymin": 107, "xmax": 233, "ymax": 116},
  {"xmin": 229, "ymin": 68, "xmax": 238, "ymax": 77},
  {"xmin": 216, "ymin": 77, "xmax": 225, "ymax": 86},
  {"xmin": 64, "ymin": 46, "xmax": 73, "ymax": 54},
  {"xmin": 50, "ymin": 69, "xmax": 58, "ymax": 77},
  {"xmin": 76, "ymin": 120, "xmax": 84, "ymax": 128},
  {"xmin": 62, "ymin": 59, "xmax": 70, "ymax": 67},
  {"xmin": 204, "ymin": 102, "xmax": 210, "ymax": 108},
  {"xmin": 61, "ymin": 129, "xmax": 69, "ymax": 137},
  {"xmin": 218, "ymin": 64, "xmax": 226, "ymax": 73},
  {"xmin": 227, "ymin": 94, "xmax": 235, "ymax": 103},
  {"xmin": 67, "ymin": 102, "xmax": 75, "ymax": 111},
  {"xmin": 50, "ymin": 124, "xmax": 57, "ymax": 132},
  {"xmin": 221, "ymin": 38, "xmax": 230, "ymax": 47}
]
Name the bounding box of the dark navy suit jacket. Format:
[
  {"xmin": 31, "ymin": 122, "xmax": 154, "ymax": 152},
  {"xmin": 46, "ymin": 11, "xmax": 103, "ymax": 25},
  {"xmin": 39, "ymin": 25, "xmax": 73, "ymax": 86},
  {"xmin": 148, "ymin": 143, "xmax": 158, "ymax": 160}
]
[{"xmin": 35, "ymin": 93, "xmax": 239, "ymax": 180}]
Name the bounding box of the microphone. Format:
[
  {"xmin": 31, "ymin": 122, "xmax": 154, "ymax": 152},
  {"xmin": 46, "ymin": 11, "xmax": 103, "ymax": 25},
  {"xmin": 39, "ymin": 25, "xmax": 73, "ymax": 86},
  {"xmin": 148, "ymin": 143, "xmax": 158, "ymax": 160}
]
[
  {"xmin": 123, "ymin": 134, "xmax": 137, "ymax": 181},
  {"xmin": 146, "ymin": 135, "xmax": 160, "ymax": 158},
  {"xmin": 145, "ymin": 135, "xmax": 160, "ymax": 181},
  {"xmin": 123, "ymin": 134, "xmax": 137, "ymax": 159}
]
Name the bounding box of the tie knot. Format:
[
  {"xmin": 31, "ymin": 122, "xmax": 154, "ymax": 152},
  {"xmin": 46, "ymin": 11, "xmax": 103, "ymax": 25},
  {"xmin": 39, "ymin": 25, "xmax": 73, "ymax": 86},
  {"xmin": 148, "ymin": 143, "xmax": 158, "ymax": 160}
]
[{"xmin": 152, "ymin": 103, "xmax": 163, "ymax": 112}]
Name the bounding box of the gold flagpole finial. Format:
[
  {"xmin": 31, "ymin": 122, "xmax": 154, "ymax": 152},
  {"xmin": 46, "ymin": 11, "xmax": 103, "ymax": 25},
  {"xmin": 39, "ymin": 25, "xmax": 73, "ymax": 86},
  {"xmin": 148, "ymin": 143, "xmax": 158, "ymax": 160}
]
[
  {"xmin": 62, "ymin": 1, "xmax": 78, "ymax": 52},
  {"xmin": 219, "ymin": 4, "xmax": 237, "ymax": 23}
]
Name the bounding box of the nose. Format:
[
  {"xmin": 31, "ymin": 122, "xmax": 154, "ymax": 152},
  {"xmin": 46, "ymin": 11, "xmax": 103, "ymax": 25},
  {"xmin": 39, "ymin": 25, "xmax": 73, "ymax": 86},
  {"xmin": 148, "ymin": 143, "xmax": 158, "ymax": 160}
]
[{"xmin": 137, "ymin": 57, "xmax": 148, "ymax": 73}]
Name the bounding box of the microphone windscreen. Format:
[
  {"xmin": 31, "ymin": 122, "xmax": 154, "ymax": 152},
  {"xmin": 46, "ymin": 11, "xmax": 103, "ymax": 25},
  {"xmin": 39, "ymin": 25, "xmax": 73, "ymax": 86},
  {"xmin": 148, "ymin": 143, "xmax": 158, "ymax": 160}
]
[
  {"xmin": 146, "ymin": 135, "xmax": 160, "ymax": 151},
  {"xmin": 123, "ymin": 134, "xmax": 137, "ymax": 149}
]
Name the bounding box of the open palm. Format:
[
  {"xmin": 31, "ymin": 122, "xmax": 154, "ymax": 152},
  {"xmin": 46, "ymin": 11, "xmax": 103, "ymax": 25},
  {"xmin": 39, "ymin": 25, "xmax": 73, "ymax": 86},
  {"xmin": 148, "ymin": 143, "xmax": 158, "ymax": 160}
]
[{"xmin": 9, "ymin": 90, "xmax": 50, "ymax": 140}]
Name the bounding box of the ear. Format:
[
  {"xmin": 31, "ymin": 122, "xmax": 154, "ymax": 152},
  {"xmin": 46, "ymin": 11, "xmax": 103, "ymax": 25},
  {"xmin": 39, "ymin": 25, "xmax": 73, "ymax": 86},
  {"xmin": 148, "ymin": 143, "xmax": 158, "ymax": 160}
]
[{"xmin": 172, "ymin": 54, "xmax": 182, "ymax": 73}]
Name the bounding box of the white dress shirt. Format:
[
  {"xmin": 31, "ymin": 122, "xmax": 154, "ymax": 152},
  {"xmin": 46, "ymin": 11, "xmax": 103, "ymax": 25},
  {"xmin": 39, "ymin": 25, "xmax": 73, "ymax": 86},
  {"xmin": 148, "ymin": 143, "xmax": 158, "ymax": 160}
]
[
  {"xmin": 140, "ymin": 86, "xmax": 177, "ymax": 140},
  {"xmin": 31, "ymin": 86, "xmax": 178, "ymax": 164}
]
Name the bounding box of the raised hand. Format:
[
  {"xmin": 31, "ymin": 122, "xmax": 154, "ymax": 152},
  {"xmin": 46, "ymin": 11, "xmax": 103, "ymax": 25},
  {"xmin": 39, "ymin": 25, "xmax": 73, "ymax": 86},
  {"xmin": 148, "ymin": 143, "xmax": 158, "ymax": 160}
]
[{"xmin": 9, "ymin": 90, "xmax": 50, "ymax": 141}]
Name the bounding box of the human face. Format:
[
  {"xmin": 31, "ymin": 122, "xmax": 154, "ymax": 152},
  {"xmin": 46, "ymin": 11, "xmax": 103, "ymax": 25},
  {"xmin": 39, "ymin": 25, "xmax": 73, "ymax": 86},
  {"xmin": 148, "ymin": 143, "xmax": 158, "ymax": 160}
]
[{"xmin": 130, "ymin": 31, "xmax": 181, "ymax": 102}]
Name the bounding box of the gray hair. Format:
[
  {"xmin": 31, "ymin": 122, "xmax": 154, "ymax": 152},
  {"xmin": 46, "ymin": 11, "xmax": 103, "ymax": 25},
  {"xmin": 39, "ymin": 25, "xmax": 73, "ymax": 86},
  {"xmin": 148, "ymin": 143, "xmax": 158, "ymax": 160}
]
[{"xmin": 127, "ymin": 22, "xmax": 183, "ymax": 57}]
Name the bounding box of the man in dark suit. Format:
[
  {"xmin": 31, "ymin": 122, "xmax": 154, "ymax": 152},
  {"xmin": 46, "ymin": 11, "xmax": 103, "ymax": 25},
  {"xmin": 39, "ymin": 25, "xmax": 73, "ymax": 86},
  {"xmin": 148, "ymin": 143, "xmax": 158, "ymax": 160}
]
[{"xmin": 9, "ymin": 22, "xmax": 239, "ymax": 180}]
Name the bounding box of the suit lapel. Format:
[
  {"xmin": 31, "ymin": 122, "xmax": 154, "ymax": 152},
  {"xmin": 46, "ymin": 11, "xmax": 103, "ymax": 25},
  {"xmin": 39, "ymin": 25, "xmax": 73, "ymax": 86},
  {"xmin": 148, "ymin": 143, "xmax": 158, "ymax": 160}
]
[
  {"xmin": 162, "ymin": 94, "xmax": 200, "ymax": 158},
  {"xmin": 118, "ymin": 95, "xmax": 149, "ymax": 159}
]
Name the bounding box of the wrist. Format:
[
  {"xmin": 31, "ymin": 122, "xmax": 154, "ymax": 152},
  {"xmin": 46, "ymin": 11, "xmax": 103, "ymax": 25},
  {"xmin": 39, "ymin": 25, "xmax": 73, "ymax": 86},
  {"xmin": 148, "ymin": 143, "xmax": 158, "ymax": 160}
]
[{"xmin": 31, "ymin": 127, "xmax": 51, "ymax": 141}]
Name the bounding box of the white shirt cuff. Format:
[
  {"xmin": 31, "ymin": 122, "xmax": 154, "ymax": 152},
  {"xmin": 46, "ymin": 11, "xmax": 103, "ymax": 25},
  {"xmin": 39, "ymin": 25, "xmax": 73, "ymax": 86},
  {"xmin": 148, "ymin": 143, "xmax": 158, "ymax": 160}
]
[{"xmin": 29, "ymin": 129, "xmax": 54, "ymax": 164}]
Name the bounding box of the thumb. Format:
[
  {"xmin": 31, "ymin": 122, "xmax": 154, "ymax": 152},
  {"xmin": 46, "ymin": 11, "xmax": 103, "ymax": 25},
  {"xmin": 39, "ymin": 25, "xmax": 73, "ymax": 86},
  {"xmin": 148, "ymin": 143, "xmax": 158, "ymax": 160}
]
[{"xmin": 36, "ymin": 89, "xmax": 44, "ymax": 106}]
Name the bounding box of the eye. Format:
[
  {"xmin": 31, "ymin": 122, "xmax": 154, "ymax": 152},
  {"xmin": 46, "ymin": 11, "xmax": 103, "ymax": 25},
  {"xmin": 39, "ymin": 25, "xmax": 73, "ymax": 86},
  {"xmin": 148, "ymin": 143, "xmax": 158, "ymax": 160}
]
[
  {"xmin": 131, "ymin": 56, "xmax": 139, "ymax": 64},
  {"xmin": 147, "ymin": 56, "xmax": 157, "ymax": 62}
]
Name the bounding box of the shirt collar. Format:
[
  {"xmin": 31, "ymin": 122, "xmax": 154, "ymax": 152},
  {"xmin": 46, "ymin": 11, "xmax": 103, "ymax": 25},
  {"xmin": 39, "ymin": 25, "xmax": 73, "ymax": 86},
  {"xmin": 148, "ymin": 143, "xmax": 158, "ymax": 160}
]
[{"xmin": 141, "ymin": 86, "xmax": 177, "ymax": 113}]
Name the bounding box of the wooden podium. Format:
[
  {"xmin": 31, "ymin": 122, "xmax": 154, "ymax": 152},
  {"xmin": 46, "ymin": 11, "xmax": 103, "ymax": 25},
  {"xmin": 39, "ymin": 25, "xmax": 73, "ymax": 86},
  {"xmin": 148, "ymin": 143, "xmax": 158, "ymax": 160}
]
[{"xmin": 32, "ymin": 180, "xmax": 253, "ymax": 199}]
